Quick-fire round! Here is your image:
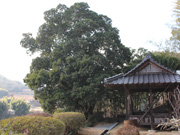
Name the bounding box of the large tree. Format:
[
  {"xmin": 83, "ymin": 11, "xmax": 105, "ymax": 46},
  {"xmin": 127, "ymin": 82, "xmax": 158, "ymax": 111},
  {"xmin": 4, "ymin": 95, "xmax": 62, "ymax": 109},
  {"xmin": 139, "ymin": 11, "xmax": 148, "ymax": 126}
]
[{"xmin": 21, "ymin": 3, "xmax": 131, "ymax": 117}]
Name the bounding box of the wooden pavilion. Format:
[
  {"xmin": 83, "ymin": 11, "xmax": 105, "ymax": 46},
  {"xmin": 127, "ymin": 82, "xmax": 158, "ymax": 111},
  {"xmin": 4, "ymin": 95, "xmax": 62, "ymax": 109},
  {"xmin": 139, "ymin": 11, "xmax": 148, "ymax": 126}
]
[{"xmin": 104, "ymin": 54, "xmax": 180, "ymax": 129}]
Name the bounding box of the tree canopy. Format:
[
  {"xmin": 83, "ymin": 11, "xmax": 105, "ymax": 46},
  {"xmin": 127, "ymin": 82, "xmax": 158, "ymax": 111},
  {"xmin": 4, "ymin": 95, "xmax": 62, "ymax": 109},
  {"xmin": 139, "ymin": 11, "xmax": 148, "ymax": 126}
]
[{"xmin": 20, "ymin": 2, "xmax": 131, "ymax": 116}]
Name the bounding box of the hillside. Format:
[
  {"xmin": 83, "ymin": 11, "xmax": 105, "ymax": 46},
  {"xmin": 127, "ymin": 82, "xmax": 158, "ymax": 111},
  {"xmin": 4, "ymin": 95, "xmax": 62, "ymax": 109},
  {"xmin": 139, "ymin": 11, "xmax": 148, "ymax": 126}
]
[{"xmin": 0, "ymin": 75, "xmax": 28, "ymax": 92}]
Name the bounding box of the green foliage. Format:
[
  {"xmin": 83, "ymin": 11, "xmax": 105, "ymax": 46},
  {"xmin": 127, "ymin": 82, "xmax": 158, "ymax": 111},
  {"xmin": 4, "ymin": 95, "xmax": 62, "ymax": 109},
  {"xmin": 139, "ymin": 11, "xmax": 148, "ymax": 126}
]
[
  {"xmin": 0, "ymin": 116, "xmax": 65, "ymax": 135},
  {"xmin": 151, "ymin": 51, "xmax": 180, "ymax": 71},
  {"xmin": 125, "ymin": 48, "xmax": 180, "ymax": 72},
  {"xmin": 10, "ymin": 99, "xmax": 30, "ymax": 116},
  {"xmin": 124, "ymin": 48, "xmax": 149, "ymax": 72},
  {"xmin": 20, "ymin": 2, "xmax": 131, "ymax": 116},
  {"xmin": 0, "ymin": 100, "xmax": 8, "ymax": 120},
  {"xmin": 87, "ymin": 112, "xmax": 104, "ymax": 125},
  {"xmin": 0, "ymin": 75, "xmax": 27, "ymax": 92},
  {"xmin": 54, "ymin": 112, "xmax": 86, "ymax": 135},
  {"xmin": 27, "ymin": 112, "xmax": 52, "ymax": 117},
  {"xmin": 53, "ymin": 108, "xmax": 65, "ymax": 115},
  {"xmin": 1, "ymin": 97, "xmax": 30, "ymax": 116},
  {"xmin": 0, "ymin": 88, "xmax": 8, "ymax": 99},
  {"xmin": 1, "ymin": 97, "xmax": 13, "ymax": 105}
]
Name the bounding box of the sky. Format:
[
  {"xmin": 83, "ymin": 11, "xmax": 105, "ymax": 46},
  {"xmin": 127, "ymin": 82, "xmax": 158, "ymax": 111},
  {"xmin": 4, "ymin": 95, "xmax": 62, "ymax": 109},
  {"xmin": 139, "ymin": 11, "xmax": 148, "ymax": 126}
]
[{"xmin": 0, "ymin": 0, "xmax": 176, "ymax": 83}]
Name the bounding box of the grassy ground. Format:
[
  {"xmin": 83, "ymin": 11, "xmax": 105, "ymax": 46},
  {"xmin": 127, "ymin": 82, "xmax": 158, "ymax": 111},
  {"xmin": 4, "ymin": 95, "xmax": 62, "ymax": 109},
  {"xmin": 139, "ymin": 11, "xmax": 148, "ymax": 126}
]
[{"xmin": 78, "ymin": 122, "xmax": 180, "ymax": 135}]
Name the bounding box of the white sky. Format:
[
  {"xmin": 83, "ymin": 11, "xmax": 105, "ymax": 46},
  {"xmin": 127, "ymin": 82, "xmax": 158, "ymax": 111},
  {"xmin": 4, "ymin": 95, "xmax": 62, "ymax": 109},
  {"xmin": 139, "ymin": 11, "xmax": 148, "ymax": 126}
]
[{"xmin": 0, "ymin": 0, "xmax": 176, "ymax": 82}]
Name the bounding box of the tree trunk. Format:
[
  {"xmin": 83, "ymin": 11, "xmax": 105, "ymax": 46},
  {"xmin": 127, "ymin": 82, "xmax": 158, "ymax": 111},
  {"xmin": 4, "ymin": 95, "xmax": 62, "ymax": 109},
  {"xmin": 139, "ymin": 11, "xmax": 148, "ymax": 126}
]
[{"xmin": 84, "ymin": 104, "xmax": 95, "ymax": 119}]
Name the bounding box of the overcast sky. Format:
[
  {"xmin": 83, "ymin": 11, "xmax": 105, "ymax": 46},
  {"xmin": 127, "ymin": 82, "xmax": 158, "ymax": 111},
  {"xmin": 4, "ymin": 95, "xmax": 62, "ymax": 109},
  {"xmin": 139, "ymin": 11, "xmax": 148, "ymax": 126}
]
[{"xmin": 0, "ymin": 0, "xmax": 176, "ymax": 82}]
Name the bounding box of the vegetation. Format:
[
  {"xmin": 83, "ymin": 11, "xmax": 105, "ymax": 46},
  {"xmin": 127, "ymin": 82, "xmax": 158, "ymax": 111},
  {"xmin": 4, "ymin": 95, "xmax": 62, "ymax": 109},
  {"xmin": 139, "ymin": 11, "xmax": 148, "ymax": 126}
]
[
  {"xmin": 1, "ymin": 97, "xmax": 30, "ymax": 117},
  {"xmin": 0, "ymin": 100, "xmax": 8, "ymax": 120},
  {"xmin": 20, "ymin": 2, "xmax": 131, "ymax": 117},
  {"xmin": 125, "ymin": 48, "xmax": 180, "ymax": 72},
  {"xmin": 0, "ymin": 88, "xmax": 8, "ymax": 99},
  {"xmin": 27, "ymin": 112, "xmax": 52, "ymax": 117},
  {"xmin": 0, "ymin": 112, "xmax": 85, "ymax": 135},
  {"xmin": 157, "ymin": 87, "xmax": 180, "ymax": 130},
  {"xmin": 168, "ymin": 0, "xmax": 180, "ymax": 52},
  {"xmin": 10, "ymin": 99, "xmax": 30, "ymax": 116},
  {"xmin": 0, "ymin": 116, "xmax": 65, "ymax": 135},
  {"xmin": 54, "ymin": 112, "xmax": 86, "ymax": 135},
  {"xmin": 0, "ymin": 75, "xmax": 27, "ymax": 92}
]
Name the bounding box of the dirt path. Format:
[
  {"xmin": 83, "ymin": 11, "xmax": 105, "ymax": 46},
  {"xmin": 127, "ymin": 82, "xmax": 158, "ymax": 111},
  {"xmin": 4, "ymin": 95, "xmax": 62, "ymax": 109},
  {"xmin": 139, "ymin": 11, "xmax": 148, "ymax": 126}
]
[{"xmin": 78, "ymin": 123, "xmax": 180, "ymax": 135}]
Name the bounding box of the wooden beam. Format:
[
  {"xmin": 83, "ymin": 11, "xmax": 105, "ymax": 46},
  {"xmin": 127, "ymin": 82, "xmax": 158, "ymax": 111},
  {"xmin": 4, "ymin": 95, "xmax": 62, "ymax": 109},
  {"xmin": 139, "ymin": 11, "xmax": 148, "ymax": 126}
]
[{"xmin": 138, "ymin": 84, "xmax": 171, "ymax": 124}]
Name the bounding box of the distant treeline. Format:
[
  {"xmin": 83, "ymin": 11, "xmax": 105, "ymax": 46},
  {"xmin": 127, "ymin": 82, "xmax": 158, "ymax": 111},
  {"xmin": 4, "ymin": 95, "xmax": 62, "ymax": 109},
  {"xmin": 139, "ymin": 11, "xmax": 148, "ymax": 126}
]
[{"xmin": 0, "ymin": 75, "xmax": 28, "ymax": 92}]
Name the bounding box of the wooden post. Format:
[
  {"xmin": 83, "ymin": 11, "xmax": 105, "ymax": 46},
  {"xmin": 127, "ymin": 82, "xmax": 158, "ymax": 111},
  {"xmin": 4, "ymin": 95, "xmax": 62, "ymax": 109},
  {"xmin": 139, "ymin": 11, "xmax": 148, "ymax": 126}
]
[
  {"xmin": 168, "ymin": 92, "xmax": 172, "ymax": 118},
  {"xmin": 125, "ymin": 87, "xmax": 129, "ymax": 120},
  {"xmin": 130, "ymin": 91, "xmax": 133, "ymax": 115},
  {"xmin": 149, "ymin": 88, "xmax": 154, "ymax": 129},
  {"xmin": 124, "ymin": 85, "xmax": 130, "ymax": 120}
]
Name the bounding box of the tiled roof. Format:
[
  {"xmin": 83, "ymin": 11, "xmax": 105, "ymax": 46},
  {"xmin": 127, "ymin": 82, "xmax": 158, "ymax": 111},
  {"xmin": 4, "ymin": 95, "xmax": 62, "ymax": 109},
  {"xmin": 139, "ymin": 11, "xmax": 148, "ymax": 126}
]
[
  {"xmin": 105, "ymin": 73, "xmax": 180, "ymax": 85},
  {"xmin": 104, "ymin": 54, "xmax": 180, "ymax": 86}
]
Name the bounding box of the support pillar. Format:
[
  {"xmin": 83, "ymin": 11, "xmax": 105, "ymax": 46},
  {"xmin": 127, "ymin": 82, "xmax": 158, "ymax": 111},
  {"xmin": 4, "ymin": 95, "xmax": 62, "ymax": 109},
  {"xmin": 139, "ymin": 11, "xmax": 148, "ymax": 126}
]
[
  {"xmin": 150, "ymin": 88, "xmax": 154, "ymax": 129},
  {"xmin": 130, "ymin": 92, "xmax": 133, "ymax": 115},
  {"xmin": 125, "ymin": 88, "xmax": 129, "ymax": 120},
  {"xmin": 125, "ymin": 86, "xmax": 131, "ymax": 120}
]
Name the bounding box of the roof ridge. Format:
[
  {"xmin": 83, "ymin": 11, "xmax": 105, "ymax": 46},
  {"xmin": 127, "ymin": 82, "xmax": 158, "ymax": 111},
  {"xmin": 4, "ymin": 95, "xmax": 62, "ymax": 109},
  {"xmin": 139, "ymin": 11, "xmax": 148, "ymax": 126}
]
[
  {"xmin": 124, "ymin": 54, "xmax": 175, "ymax": 77},
  {"xmin": 104, "ymin": 73, "xmax": 123, "ymax": 82}
]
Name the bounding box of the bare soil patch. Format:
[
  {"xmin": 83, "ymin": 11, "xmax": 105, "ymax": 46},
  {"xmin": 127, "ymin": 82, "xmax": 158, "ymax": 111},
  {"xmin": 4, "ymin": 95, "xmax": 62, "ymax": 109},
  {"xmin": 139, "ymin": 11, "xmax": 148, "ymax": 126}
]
[{"xmin": 78, "ymin": 122, "xmax": 180, "ymax": 135}]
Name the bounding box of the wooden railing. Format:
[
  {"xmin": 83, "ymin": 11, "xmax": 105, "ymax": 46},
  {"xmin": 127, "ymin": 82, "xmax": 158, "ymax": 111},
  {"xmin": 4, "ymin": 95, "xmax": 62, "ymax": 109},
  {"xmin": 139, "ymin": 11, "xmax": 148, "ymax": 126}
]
[{"xmin": 129, "ymin": 113, "xmax": 169, "ymax": 125}]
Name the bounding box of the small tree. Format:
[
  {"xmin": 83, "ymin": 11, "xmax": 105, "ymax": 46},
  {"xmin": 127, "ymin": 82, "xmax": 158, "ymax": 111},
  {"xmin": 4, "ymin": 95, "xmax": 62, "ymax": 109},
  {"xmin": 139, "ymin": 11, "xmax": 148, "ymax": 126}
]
[
  {"xmin": 0, "ymin": 100, "xmax": 8, "ymax": 119},
  {"xmin": 1, "ymin": 97, "xmax": 30, "ymax": 116},
  {"xmin": 10, "ymin": 99, "xmax": 30, "ymax": 116}
]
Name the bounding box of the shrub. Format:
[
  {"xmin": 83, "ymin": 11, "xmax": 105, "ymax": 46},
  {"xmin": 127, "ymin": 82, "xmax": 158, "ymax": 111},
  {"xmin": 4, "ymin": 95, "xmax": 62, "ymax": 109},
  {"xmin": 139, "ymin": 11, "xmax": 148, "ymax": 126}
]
[
  {"xmin": 54, "ymin": 112, "xmax": 86, "ymax": 135},
  {"xmin": 53, "ymin": 108, "xmax": 64, "ymax": 115},
  {"xmin": 0, "ymin": 116, "xmax": 65, "ymax": 135},
  {"xmin": 1, "ymin": 96, "xmax": 14, "ymax": 104},
  {"xmin": 27, "ymin": 112, "xmax": 52, "ymax": 117},
  {"xmin": 10, "ymin": 99, "xmax": 30, "ymax": 116},
  {"xmin": 1, "ymin": 97, "xmax": 30, "ymax": 116},
  {"xmin": 0, "ymin": 101, "xmax": 8, "ymax": 120},
  {"xmin": 116, "ymin": 125, "xmax": 140, "ymax": 135}
]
